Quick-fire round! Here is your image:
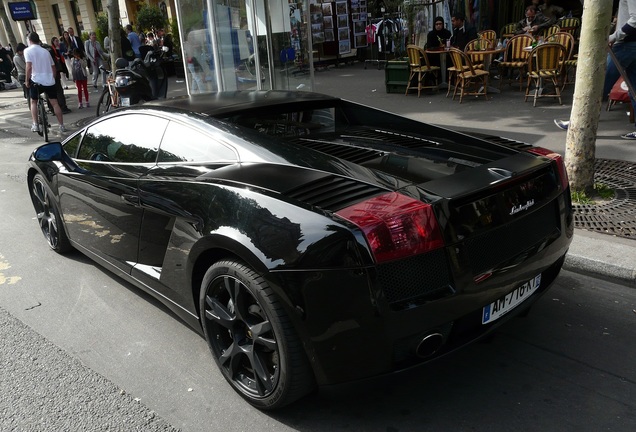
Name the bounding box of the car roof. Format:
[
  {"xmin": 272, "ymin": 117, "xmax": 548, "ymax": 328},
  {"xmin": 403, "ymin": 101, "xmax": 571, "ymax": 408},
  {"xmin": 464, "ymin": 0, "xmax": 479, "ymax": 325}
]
[{"xmin": 143, "ymin": 90, "xmax": 341, "ymax": 117}]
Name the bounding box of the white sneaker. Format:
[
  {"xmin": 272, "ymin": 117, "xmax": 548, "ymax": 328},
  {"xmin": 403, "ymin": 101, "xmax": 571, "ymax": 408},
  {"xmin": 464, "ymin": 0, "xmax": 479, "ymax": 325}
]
[
  {"xmin": 78, "ymin": 103, "xmax": 84, "ymax": 109},
  {"xmin": 59, "ymin": 125, "xmax": 67, "ymax": 133},
  {"xmin": 554, "ymin": 119, "xmax": 569, "ymax": 131},
  {"xmin": 31, "ymin": 123, "xmax": 39, "ymax": 132}
]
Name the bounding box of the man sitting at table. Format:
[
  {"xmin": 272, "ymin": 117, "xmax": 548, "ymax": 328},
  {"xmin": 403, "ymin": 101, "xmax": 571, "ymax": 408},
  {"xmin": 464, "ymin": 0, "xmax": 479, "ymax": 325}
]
[
  {"xmin": 451, "ymin": 13, "xmax": 477, "ymax": 50},
  {"xmin": 515, "ymin": 5, "xmax": 551, "ymax": 37}
]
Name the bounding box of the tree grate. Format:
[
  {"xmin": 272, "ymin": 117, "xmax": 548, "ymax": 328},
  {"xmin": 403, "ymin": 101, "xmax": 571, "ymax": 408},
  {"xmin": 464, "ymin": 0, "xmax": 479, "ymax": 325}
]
[{"xmin": 572, "ymin": 159, "xmax": 636, "ymax": 239}]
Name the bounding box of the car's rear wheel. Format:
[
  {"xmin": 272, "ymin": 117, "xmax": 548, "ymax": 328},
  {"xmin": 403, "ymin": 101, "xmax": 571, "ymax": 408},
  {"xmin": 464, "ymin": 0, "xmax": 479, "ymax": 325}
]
[
  {"xmin": 200, "ymin": 260, "xmax": 314, "ymax": 409},
  {"xmin": 30, "ymin": 174, "xmax": 72, "ymax": 253}
]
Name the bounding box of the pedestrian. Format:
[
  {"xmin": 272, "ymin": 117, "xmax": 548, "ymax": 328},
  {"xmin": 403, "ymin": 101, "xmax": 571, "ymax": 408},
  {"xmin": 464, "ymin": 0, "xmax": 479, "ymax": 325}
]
[
  {"xmin": 71, "ymin": 48, "xmax": 89, "ymax": 109},
  {"xmin": 0, "ymin": 41, "xmax": 13, "ymax": 83},
  {"xmin": 61, "ymin": 31, "xmax": 76, "ymax": 81},
  {"xmin": 126, "ymin": 24, "xmax": 142, "ymax": 58},
  {"xmin": 66, "ymin": 27, "xmax": 84, "ymax": 55},
  {"xmin": 24, "ymin": 32, "xmax": 66, "ymax": 134},
  {"xmin": 450, "ymin": 12, "xmax": 477, "ymax": 50},
  {"xmin": 554, "ymin": 0, "xmax": 636, "ymax": 139},
  {"xmin": 84, "ymin": 31, "xmax": 107, "ymax": 91},
  {"xmin": 51, "ymin": 36, "xmax": 70, "ymax": 89},
  {"xmin": 13, "ymin": 43, "xmax": 28, "ymax": 103},
  {"xmin": 42, "ymin": 39, "xmax": 72, "ymax": 114}
]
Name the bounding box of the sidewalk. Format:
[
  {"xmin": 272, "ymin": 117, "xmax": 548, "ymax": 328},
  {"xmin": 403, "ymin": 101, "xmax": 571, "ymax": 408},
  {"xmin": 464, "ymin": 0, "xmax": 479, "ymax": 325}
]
[{"xmin": 1, "ymin": 65, "xmax": 635, "ymax": 287}]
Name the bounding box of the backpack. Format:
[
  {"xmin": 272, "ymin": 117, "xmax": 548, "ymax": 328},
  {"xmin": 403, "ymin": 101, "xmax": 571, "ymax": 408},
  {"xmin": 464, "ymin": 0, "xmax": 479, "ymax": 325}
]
[{"xmin": 72, "ymin": 58, "xmax": 87, "ymax": 81}]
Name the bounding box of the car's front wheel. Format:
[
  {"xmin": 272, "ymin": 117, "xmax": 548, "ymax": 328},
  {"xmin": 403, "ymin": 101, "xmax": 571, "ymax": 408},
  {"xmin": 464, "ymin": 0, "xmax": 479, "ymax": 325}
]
[
  {"xmin": 200, "ymin": 260, "xmax": 314, "ymax": 409},
  {"xmin": 29, "ymin": 174, "xmax": 72, "ymax": 253}
]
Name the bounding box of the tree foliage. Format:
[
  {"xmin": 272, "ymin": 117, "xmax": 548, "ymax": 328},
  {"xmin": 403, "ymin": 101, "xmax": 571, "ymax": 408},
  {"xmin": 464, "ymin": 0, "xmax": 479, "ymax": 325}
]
[
  {"xmin": 95, "ymin": 13, "xmax": 109, "ymax": 45},
  {"xmin": 136, "ymin": 5, "xmax": 166, "ymax": 33}
]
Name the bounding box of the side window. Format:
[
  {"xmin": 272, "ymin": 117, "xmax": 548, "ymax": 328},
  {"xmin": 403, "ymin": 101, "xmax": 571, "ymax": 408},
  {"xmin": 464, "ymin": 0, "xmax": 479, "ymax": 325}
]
[
  {"xmin": 158, "ymin": 121, "xmax": 236, "ymax": 163},
  {"xmin": 77, "ymin": 114, "xmax": 168, "ymax": 163},
  {"xmin": 62, "ymin": 132, "xmax": 83, "ymax": 158}
]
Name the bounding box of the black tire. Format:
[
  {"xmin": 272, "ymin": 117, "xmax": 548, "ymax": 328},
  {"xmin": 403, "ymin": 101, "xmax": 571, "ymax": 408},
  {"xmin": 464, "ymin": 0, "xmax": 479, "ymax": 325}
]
[
  {"xmin": 40, "ymin": 103, "xmax": 49, "ymax": 142},
  {"xmin": 200, "ymin": 260, "xmax": 314, "ymax": 409},
  {"xmin": 36, "ymin": 100, "xmax": 45, "ymax": 138},
  {"xmin": 30, "ymin": 174, "xmax": 72, "ymax": 254},
  {"xmin": 96, "ymin": 90, "xmax": 112, "ymax": 117}
]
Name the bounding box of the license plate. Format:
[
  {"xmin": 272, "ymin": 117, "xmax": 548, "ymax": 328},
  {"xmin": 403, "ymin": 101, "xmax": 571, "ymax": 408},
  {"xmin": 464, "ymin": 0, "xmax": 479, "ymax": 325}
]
[
  {"xmin": 121, "ymin": 97, "xmax": 130, "ymax": 107},
  {"xmin": 482, "ymin": 274, "xmax": 541, "ymax": 324}
]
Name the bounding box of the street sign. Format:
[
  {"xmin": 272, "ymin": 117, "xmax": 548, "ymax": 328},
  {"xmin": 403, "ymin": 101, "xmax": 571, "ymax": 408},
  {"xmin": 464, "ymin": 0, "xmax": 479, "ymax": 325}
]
[{"xmin": 8, "ymin": 2, "xmax": 36, "ymax": 21}]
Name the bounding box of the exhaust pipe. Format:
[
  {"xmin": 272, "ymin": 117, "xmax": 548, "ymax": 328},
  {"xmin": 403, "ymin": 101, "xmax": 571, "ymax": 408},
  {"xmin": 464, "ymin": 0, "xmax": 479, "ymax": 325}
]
[{"xmin": 415, "ymin": 333, "xmax": 444, "ymax": 358}]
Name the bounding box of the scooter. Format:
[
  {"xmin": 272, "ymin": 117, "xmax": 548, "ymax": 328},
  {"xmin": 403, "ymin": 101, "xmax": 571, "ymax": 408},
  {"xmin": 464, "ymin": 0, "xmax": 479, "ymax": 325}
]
[
  {"xmin": 96, "ymin": 46, "xmax": 170, "ymax": 116},
  {"xmin": 138, "ymin": 45, "xmax": 170, "ymax": 100},
  {"xmin": 96, "ymin": 58, "xmax": 153, "ymax": 116}
]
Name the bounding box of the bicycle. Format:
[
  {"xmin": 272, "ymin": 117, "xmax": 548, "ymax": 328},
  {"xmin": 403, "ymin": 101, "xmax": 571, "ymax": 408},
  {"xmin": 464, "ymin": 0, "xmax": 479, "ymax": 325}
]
[
  {"xmin": 32, "ymin": 83, "xmax": 50, "ymax": 142},
  {"xmin": 96, "ymin": 65, "xmax": 120, "ymax": 117}
]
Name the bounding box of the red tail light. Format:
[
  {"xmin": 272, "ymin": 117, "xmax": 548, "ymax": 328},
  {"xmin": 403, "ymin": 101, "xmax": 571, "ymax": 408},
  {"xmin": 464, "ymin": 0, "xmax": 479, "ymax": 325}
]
[
  {"xmin": 335, "ymin": 192, "xmax": 444, "ymax": 263},
  {"xmin": 527, "ymin": 147, "xmax": 569, "ymax": 191}
]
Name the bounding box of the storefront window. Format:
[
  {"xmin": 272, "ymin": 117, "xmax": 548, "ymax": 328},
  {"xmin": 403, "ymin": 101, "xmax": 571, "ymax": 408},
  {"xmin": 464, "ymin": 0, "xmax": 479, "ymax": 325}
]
[{"xmin": 175, "ymin": 0, "xmax": 313, "ymax": 93}]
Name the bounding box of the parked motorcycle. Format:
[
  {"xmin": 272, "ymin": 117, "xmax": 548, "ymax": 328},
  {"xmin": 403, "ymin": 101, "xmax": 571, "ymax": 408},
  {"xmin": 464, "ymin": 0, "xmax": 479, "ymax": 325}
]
[{"xmin": 96, "ymin": 46, "xmax": 169, "ymax": 116}]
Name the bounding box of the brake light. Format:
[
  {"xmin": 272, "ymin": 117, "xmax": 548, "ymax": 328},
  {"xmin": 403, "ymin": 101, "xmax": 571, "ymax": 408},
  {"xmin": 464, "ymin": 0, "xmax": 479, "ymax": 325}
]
[
  {"xmin": 335, "ymin": 192, "xmax": 444, "ymax": 263},
  {"xmin": 527, "ymin": 147, "xmax": 569, "ymax": 191}
]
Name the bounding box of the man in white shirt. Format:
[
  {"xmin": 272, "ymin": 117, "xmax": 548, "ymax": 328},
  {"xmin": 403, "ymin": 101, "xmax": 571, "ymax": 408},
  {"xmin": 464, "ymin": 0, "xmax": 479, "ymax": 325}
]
[{"xmin": 24, "ymin": 32, "xmax": 66, "ymax": 133}]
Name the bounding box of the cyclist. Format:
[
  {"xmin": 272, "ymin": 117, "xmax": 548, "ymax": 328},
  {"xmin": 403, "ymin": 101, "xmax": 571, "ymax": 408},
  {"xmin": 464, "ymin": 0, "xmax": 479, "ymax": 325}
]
[{"xmin": 24, "ymin": 32, "xmax": 66, "ymax": 134}]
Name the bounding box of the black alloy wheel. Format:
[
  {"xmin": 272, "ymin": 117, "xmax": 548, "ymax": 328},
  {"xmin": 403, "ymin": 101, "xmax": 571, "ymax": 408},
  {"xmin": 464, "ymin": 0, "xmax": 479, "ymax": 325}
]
[
  {"xmin": 200, "ymin": 260, "xmax": 314, "ymax": 409},
  {"xmin": 96, "ymin": 89, "xmax": 112, "ymax": 117},
  {"xmin": 30, "ymin": 174, "xmax": 72, "ymax": 253}
]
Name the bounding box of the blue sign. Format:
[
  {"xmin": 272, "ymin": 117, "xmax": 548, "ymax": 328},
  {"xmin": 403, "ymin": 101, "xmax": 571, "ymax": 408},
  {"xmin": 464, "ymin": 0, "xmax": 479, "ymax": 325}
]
[{"xmin": 9, "ymin": 2, "xmax": 36, "ymax": 21}]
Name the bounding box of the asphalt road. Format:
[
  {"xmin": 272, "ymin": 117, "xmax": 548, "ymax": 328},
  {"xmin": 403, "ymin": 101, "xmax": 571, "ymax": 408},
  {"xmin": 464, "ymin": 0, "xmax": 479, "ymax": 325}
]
[{"xmin": 1, "ymin": 126, "xmax": 635, "ymax": 430}]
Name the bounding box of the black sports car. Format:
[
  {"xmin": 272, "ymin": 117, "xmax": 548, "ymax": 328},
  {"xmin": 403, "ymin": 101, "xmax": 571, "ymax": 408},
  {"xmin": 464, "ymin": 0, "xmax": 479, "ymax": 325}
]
[{"xmin": 27, "ymin": 91, "xmax": 573, "ymax": 409}]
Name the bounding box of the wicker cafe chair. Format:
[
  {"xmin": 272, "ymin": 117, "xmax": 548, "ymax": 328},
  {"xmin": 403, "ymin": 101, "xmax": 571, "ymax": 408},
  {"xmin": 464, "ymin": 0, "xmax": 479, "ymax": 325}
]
[
  {"xmin": 405, "ymin": 45, "xmax": 441, "ymax": 97},
  {"xmin": 448, "ymin": 47, "xmax": 490, "ymax": 103},
  {"xmin": 478, "ymin": 29, "xmax": 497, "ymax": 45},
  {"xmin": 548, "ymin": 31, "xmax": 576, "ymax": 89},
  {"xmin": 525, "ymin": 42, "xmax": 567, "ymax": 106},
  {"xmin": 557, "ymin": 17, "xmax": 581, "ymax": 37},
  {"xmin": 464, "ymin": 38, "xmax": 494, "ymax": 70},
  {"xmin": 498, "ymin": 34, "xmax": 534, "ymax": 90},
  {"xmin": 542, "ymin": 24, "xmax": 561, "ymax": 39},
  {"xmin": 500, "ymin": 22, "xmax": 517, "ymax": 39}
]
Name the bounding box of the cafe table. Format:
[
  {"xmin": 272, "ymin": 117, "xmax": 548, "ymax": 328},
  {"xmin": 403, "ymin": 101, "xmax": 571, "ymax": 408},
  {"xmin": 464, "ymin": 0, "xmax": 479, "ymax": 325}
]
[
  {"xmin": 425, "ymin": 46, "xmax": 451, "ymax": 89},
  {"xmin": 464, "ymin": 45, "xmax": 506, "ymax": 93}
]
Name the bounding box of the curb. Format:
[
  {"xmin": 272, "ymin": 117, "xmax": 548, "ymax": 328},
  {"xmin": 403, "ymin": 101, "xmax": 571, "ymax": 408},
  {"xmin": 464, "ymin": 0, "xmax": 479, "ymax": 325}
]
[{"xmin": 563, "ymin": 229, "xmax": 636, "ymax": 287}]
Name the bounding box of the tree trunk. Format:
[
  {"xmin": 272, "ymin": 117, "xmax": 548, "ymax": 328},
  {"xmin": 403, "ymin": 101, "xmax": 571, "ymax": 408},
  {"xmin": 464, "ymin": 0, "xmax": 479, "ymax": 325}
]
[
  {"xmin": 0, "ymin": 3, "xmax": 19, "ymax": 49},
  {"xmin": 564, "ymin": 0, "xmax": 613, "ymax": 195},
  {"xmin": 106, "ymin": 0, "xmax": 122, "ymax": 70}
]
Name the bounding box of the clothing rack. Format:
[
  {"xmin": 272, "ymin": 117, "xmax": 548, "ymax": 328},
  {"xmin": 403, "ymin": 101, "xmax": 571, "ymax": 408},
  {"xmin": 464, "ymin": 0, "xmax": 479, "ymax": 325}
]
[{"xmin": 364, "ymin": 13, "xmax": 403, "ymax": 70}]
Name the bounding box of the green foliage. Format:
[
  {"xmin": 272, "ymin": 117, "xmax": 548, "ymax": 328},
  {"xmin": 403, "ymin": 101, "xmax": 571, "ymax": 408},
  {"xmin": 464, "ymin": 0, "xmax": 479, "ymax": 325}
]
[
  {"xmin": 571, "ymin": 183, "xmax": 615, "ymax": 204},
  {"xmin": 95, "ymin": 13, "xmax": 109, "ymax": 46},
  {"xmin": 169, "ymin": 18, "xmax": 180, "ymax": 55},
  {"xmin": 136, "ymin": 5, "xmax": 167, "ymax": 33}
]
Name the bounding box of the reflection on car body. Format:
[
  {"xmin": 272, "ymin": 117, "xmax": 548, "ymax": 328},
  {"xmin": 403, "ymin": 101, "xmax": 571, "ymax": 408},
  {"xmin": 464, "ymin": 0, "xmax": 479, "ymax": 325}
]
[{"xmin": 27, "ymin": 91, "xmax": 573, "ymax": 409}]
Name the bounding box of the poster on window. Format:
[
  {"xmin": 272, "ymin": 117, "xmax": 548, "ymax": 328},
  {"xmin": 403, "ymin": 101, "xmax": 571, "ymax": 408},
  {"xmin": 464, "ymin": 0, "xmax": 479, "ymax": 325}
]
[
  {"xmin": 336, "ymin": 1, "xmax": 347, "ymax": 15},
  {"xmin": 338, "ymin": 27, "xmax": 349, "ymax": 41},
  {"xmin": 354, "ymin": 34, "xmax": 367, "ymax": 48},
  {"xmin": 337, "ymin": 14, "xmax": 348, "ymax": 28},
  {"xmin": 325, "ymin": 28, "xmax": 335, "ymax": 42},
  {"xmin": 324, "ymin": 15, "xmax": 333, "ymax": 29},
  {"xmin": 339, "ymin": 39, "xmax": 351, "ymax": 54},
  {"xmin": 353, "ymin": 20, "xmax": 365, "ymax": 34},
  {"xmin": 322, "ymin": 3, "xmax": 332, "ymax": 16}
]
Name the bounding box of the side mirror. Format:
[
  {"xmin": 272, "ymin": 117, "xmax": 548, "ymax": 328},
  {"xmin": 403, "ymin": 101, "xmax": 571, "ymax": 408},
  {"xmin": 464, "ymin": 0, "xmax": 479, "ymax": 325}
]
[{"xmin": 33, "ymin": 142, "xmax": 64, "ymax": 162}]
